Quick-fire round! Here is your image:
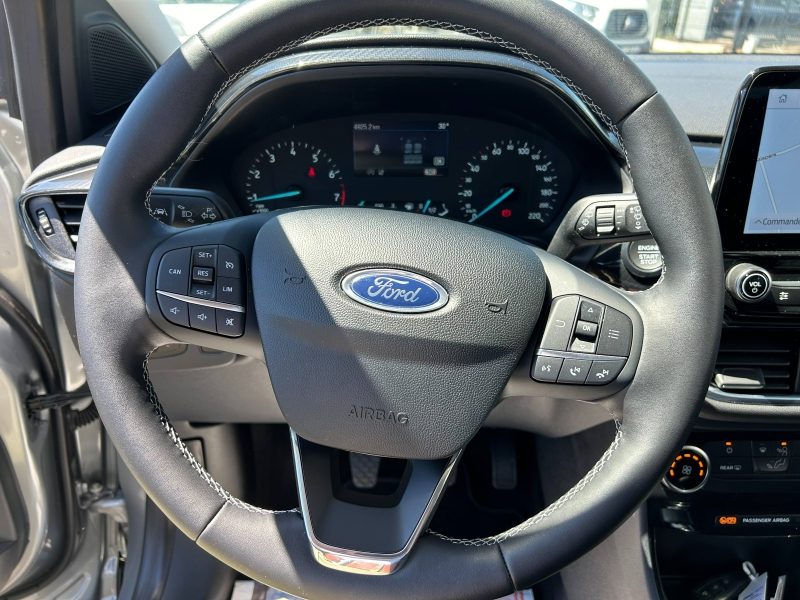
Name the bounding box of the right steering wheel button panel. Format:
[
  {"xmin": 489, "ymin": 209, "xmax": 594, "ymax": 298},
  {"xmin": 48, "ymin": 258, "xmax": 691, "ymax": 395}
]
[{"xmin": 532, "ymin": 294, "xmax": 632, "ymax": 385}]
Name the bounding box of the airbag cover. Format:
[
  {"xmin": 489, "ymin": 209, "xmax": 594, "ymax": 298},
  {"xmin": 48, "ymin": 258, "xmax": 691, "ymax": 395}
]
[{"xmin": 251, "ymin": 208, "xmax": 545, "ymax": 459}]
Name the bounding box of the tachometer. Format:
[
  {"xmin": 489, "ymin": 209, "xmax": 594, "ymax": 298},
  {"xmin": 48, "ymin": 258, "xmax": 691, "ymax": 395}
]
[
  {"xmin": 457, "ymin": 140, "xmax": 562, "ymax": 232},
  {"xmin": 243, "ymin": 141, "xmax": 344, "ymax": 213}
]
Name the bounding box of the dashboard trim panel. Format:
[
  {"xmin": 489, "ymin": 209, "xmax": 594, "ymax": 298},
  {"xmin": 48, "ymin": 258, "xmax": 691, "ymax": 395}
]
[{"xmin": 175, "ymin": 47, "xmax": 626, "ymax": 171}]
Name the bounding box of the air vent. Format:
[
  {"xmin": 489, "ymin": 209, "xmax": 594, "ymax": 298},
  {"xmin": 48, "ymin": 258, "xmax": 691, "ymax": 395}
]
[
  {"xmin": 53, "ymin": 195, "xmax": 86, "ymax": 245},
  {"xmin": 713, "ymin": 329, "xmax": 800, "ymax": 394},
  {"xmin": 86, "ymin": 24, "xmax": 155, "ymax": 114}
]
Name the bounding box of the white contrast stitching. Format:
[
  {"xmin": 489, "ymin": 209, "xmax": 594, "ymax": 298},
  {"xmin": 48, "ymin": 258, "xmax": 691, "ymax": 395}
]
[
  {"xmin": 144, "ymin": 17, "xmax": 630, "ymax": 214},
  {"xmin": 143, "ymin": 350, "xmax": 299, "ymax": 515},
  {"xmin": 429, "ymin": 420, "xmax": 622, "ymax": 546}
]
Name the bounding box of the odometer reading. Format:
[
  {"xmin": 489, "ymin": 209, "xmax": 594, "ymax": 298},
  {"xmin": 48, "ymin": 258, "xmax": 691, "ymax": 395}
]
[{"xmin": 457, "ymin": 140, "xmax": 561, "ymax": 232}]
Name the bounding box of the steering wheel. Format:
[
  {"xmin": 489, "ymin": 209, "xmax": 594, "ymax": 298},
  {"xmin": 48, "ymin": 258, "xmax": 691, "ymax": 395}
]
[{"xmin": 74, "ymin": 0, "xmax": 724, "ymax": 597}]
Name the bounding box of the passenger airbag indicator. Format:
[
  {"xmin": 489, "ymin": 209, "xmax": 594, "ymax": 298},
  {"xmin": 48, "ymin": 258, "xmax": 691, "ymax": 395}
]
[{"xmin": 716, "ymin": 515, "xmax": 800, "ymax": 527}]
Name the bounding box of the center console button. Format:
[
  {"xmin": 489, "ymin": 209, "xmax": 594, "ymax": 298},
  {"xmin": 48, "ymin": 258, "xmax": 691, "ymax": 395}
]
[
  {"xmin": 189, "ymin": 304, "xmax": 216, "ymax": 333},
  {"xmin": 705, "ymin": 440, "xmax": 749, "ymax": 457},
  {"xmin": 713, "ymin": 457, "xmax": 753, "ymax": 475},
  {"xmin": 596, "ymin": 307, "xmax": 633, "ymax": 357},
  {"xmin": 771, "ymin": 286, "xmax": 800, "ymax": 305},
  {"xmin": 557, "ymin": 358, "xmax": 591, "ymax": 384},
  {"xmin": 753, "ymin": 440, "xmax": 792, "ymax": 457},
  {"xmin": 156, "ymin": 248, "xmax": 191, "ymax": 295},
  {"xmin": 754, "ymin": 456, "xmax": 790, "ymax": 473}
]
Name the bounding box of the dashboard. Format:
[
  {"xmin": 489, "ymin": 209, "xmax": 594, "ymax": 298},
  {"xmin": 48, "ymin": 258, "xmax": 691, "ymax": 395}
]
[{"xmin": 165, "ymin": 51, "xmax": 628, "ymax": 247}]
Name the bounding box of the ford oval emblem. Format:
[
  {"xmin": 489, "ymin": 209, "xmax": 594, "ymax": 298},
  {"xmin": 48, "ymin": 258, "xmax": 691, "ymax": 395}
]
[{"xmin": 341, "ymin": 269, "xmax": 449, "ymax": 313}]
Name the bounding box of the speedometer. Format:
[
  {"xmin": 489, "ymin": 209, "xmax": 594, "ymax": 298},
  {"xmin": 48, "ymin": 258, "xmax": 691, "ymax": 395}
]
[
  {"xmin": 243, "ymin": 141, "xmax": 345, "ymax": 213},
  {"xmin": 456, "ymin": 140, "xmax": 562, "ymax": 233}
]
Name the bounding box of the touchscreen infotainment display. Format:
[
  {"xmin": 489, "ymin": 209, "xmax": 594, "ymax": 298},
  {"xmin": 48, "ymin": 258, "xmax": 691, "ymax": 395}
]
[
  {"xmin": 714, "ymin": 68, "xmax": 800, "ymax": 252},
  {"xmin": 744, "ymin": 88, "xmax": 800, "ymax": 235}
]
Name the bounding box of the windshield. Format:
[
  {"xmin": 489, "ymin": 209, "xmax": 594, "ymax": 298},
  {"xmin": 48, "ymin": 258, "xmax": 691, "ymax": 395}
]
[{"xmin": 151, "ymin": 0, "xmax": 800, "ymax": 55}]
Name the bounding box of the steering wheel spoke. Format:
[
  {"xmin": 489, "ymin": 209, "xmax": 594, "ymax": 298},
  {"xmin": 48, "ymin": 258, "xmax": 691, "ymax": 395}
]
[{"xmin": 291, "ymin": 431, "xmax": 459, "ymax": 575}]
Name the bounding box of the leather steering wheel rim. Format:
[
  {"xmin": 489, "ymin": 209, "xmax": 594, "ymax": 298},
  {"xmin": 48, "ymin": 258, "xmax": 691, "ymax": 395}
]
[{"xmin": 74, "ymin": 0, "xmax": 724, "ymax": 597}]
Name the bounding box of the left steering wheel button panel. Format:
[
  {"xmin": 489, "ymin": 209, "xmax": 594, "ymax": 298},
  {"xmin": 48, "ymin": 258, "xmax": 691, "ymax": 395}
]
[
  {"xmin": 156, "ymin": 248, "xmax": 191, "ymax": 294},
  {"xmin": 156, "ymin": 245, "xmax": 246, "ymax": 338}
]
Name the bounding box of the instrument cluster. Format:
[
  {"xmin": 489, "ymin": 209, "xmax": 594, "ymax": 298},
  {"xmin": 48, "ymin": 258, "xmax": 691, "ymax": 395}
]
[{"xmin": 229, "ymin": 115, "xmax": 575, "ymax": 238}]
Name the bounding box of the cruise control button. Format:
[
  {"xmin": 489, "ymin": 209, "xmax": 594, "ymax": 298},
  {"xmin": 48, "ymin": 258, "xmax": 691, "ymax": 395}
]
[
  {"xmin": 579, "ymin": 299, "xmax": 603, "ymax": 324},
  {"xmin": 193, "ymin": 266, "xmax": 214, "ymax": 284},
  {"xmin": 557, "ymin": 358, "xmax": 591, "ymax": 384},
  {"xmin": 575, "ymin": 320, "xmax": 598, "ymax": 339},
  {"xmin": 585, "ymin": 360, "xmax": 625, "ymax": 385},
  {"xmin": 754, "ymin": 456, "xmax": 790, "ymax": 473},
  {"xmin": 156, "ymin": 248, "xmax": 191, "ymax": 295},
  {"xmin": 216, "ymin": 309, "xmax": 245, "ymax": 337},
  {"xmin": 190, "ymin": 283, "xmax": 215, "ymax": 300},
  {"xmin": 531, "ymin": 355, "xmax": 563, "ymax": 382},
  {"xmin": 189, "ymin": 304, "xmax": 216, "ymax": 333},
  {"xmin": 157, "ymin": 294, "xmax": 189, "ymax": 327},
  {"xmin": 596, "ymin": 307, "xmax": 633, "ymax": 357},
  {"xmin": 218, "ymin": 246, "xmax": 244, "ymax": 278},
  {"xmin": 192, "ymin": 245, "xmax": 217, "ymax": 267},
  {"xmin": 540, "ymin": 296, "xmax": 579, "ymax": 352},
  {"xmin": 216, "ymin": 277, "xmax": 244, "ymax": 306}
]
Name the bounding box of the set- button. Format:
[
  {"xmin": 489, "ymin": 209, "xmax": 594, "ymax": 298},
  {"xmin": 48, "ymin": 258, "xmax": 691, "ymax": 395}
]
[{"xmin": 156, "ymin": 244, "xmax": 246, "ymax": 337}]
